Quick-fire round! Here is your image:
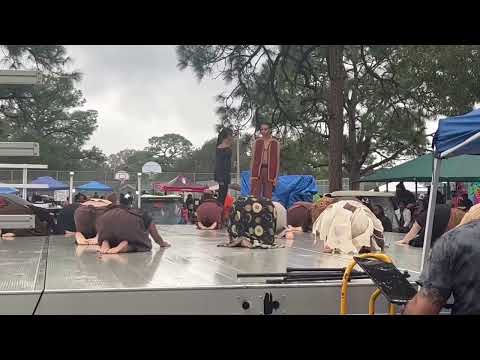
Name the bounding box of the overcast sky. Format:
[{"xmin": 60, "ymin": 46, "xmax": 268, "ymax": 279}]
[
  {"xmin": 65, "ymin": 45, "xmax": 444, "ymax": 158},
  {"xmin": 65, "ymin": 45, "xmax": 228, "ymax": 156}
]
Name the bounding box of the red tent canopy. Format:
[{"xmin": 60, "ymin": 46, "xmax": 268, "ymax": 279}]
[{"xmin": 153, "ymin": 175, "xmax": 207, "ymax": 193}]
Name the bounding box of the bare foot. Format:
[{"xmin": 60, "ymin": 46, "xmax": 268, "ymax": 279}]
[
  {"xmin": 75, "ymin": 232, "xmax": 89, "ymax": 245},
  {"xmin": 160, "ymin": 241, "xmax": 171, "ymax": 248},
  {"xmin": 87, "ymin": 236, "xmax": 98, "ymax": 245},
  {"xmin": 99, "ymin": 240, "xmax": 111, "ymax": 254},
  {"xmin": 107, "ymin": 240, "xmax": 130, "ymax": 254},
  {"xmin": 241, "ymin": 239, "xmax": 252, "ymax": 248},
  {"xmin": 323, "ymin": 246, "xmax": 333, "ymax": 253},
  {"xmin": 1, "ymin": 233, "xmax": 16, "ymax": 241},
  {"xmin": 396, "ymin": 240, "xmax": 410, "ymax": 246}
]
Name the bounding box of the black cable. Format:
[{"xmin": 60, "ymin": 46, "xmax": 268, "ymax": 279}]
[{"xmin": 32, "ymin": 235, "xmax": 49, "ymax": 315}]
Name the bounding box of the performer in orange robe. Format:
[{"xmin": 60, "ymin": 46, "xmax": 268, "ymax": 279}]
[{"xmin": 250, "ymin": 121, "xmax": 280, "ymax": 199}]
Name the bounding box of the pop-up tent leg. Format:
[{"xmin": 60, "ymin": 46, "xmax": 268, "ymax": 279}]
[{"xmin": 420, "ymin": 157, "xmax": 442, "ymax": 274}]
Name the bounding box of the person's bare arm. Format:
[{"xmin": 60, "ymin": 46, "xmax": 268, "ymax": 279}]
[
  {"xmin": 149, "ymin": 223, "xmax": 170, "ymax": 247},
  {"xmin": 403, "ymin": 287, "xmax": 446, "ymax": 315},
  {"xmin": 397, "ymin": 222, "xmax": 421, "ymax": 245}
]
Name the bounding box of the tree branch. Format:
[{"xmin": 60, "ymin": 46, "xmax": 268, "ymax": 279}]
[{"xmin": 360, "ymin": 144, "xmax": 411, "ymax": 175}]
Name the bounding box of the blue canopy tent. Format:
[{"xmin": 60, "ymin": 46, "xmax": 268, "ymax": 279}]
[
  {"xmin": 240, "ymin": 171, "xmax": 318, "ymax": 209},
  {"xmin": 77, "ymin": 181, "xmax": 113, "ymax": 192},
  {"xmin": 422, "ymin": 109, "xmax": 480, "ymax": 272},
  {"xmin": 0, "ymin": 185, "xmax": 18, "ymax": 194},
  {"xmin": 31, "ymin": 176, "xmax": 69, "ymax": 190}
]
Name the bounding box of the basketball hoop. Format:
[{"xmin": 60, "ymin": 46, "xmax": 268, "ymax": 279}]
[{"xmin": 115, "ymin": 171, "xmax": 130, "ymax": 186}]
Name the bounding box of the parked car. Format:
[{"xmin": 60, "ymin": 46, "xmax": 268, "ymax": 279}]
[
  {"xmin": 329, "ymin": 191, "xmax": 399, "ymax": 231},
  {"xmin": 0, "ymin": 194, "xmax": 55, "ymax": 236}
]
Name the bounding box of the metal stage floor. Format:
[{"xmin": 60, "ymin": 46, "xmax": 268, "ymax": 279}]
[
  {"xmin": 0, "ymin": 235, "xmax": 47, "ymax": 314},
  {"xmin": 0, "ymin": 226, "xmax": 422, "ymax": 315}
]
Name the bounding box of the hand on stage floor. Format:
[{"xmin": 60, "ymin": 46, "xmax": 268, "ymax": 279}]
[{"xmin": 159, "ymin": 240, "xmax": 171, "ymax": 248}]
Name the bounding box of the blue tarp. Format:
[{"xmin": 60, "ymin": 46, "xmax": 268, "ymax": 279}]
[
  {"xmin": 31, "ymin": 176, "xmax": 69, "ymax": 190},
  {"xmin": 434, "ymin": 109, "xmax": 480, "ymax": 158},
  {"xmin": 77, "ymin": 181, "xmax": 113, "ymax": 192},
  {"xmin": 241, "ymin": 171, "xmax": 318, "ymax": 209},
  {"xmin": 0, "ymin": 186, "xmax": 17, "ymax": 194}
]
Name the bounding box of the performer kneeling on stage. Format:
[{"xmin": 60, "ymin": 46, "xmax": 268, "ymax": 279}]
[
  {"xmin": 312, "ymin": 199, "xmax": 385, "ymax": 254},
  {"xmin": 96, "ymin": 201, "xmax": 170, "ymax": 254},
  {"xmin": 74, "ymin": 195, "xmax": 116, "ymax": 245},
  {"xmin": 196, "ymin": 197, "xmax": 224, "ymax": 230}
]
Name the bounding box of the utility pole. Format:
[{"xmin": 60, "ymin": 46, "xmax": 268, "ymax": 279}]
[{"xmin": 236, "ymin": 127, "xmax": 241, "ymax": 186}]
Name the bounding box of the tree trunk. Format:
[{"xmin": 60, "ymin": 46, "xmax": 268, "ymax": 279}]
[
  {"xmin": 349, "ymin": 164, "xmax": 361, "ymax": 190},
  {"xmin": 327, "ymin": 45, "xmax": 345, "ymax": 192}
]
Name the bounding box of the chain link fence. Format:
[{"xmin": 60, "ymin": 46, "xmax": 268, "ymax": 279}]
[
  {"xmin": 1, "ymin": 168, "xmax": 364, "ymax": 195},
  {"xmin": 0, "ymin": 169, "xmax": 241, "ymax": 193}
]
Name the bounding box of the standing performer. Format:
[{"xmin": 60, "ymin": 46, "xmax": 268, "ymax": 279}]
[
  {"xmin": 250, "ymin": 121, "xmax": 280, "ymax": 199},
  {"xmin": 214, "ymin": 127, "xmax": 234, "ymax": 206}
]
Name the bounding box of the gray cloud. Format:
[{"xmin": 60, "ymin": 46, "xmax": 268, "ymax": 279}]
[{"xmin": 65, "ymin": 45, "xmax": 229, "ymax": 155}]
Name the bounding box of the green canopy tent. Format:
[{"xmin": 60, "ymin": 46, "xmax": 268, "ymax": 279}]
[
  {"xmin": 360, "ymin": 153, "xmax": 480, "ymax": 183},
  {"xmin": 358, "ymin": 153, "xmax": 480, "ymax": 197}
]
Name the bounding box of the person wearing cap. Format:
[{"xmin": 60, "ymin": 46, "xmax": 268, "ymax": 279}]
[{"xmin": 395, "ymin": 182, "xmax": 416, "ymax": 207}]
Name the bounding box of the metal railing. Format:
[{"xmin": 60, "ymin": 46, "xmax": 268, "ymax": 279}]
[{"xmin": 0, "ymin": 169, "xmax": 366, "ymax": 194}]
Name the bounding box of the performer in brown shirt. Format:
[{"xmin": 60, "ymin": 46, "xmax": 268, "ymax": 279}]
[
  {"xmin": 250, "ymin": 121, "xmax": 280, "ymax": 199},
  {"xmin": 74, "ymin": 196, "xmax": 115, "ymax": 245}
]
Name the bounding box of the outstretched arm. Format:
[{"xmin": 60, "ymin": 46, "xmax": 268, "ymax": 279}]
[
  {"xmin": 149, "ymin": 223, "xmax": 170, "ymax": 247},
  {"xmin": 397, "ymin": 222, "xmax": 421, "ymax": 245}
]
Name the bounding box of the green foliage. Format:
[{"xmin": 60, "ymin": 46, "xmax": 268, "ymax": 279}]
[
  {"xmin": 177, "ymin": 44, "xmax": 480, "ymax": 186},
  {"xmin": 146, "ymin": 133, "xmax": 193, "ymax": 171},
  {"xmin": 0, "ymin": 45, "xmax": 99, "ymax": 170}
]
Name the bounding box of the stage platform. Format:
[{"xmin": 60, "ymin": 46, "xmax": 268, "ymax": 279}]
[
  {"xmin": 0, "ymin": 235, "xmax": 47, "ymax": 314},
  {"xmin": 0, "ymin": 226, "xmax": 422, "ymax": 315}
]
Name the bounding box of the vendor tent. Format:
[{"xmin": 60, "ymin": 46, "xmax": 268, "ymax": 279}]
[
  {"xmin": 77, "ymin": 181, "xmax": 113, "ymax": 192},
  {"xmin": 153, "ymin": 176, "xmax": 207, "ymax": 193},
  {"xmin": 422, "ymin": 108, "xmax": 480, "ymax": 273},
  {"xmin": 31, "ymin": 176, "xmax": 69, "ymax": 190},
  {"xmin": 0, "ymin": 185, "xmax": 18, "ymax": 194},
  {"xmin": 360, "ymin": 153, "xmax": 480, "ymax": 182}
]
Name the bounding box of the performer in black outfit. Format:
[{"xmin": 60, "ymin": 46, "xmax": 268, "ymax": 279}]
[{"xmin": 214, "ymin": 127, "xmax": 234, "ymax": 206}]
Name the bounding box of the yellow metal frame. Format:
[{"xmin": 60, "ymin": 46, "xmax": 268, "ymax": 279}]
[{"xmin": 340, "ymin": 253, "xmax": 396, "ymax": 315}]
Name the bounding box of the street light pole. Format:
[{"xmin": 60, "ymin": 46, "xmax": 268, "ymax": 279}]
[
  {"xmin": 137, "ymin": 172, "xmax": 142, "ymax": 209},
  {"xmin": 236, "ymin": 128, "xmax": 241, "ymax": 186},
  {"xmin": 69, "ymin": 171, "xmax": 74, "ymax": 204}
]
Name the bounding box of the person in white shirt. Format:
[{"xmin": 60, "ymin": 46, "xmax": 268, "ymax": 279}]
[{"xmin": 394, "ymin": 200, "xmax": 412, "ymax": 233}]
